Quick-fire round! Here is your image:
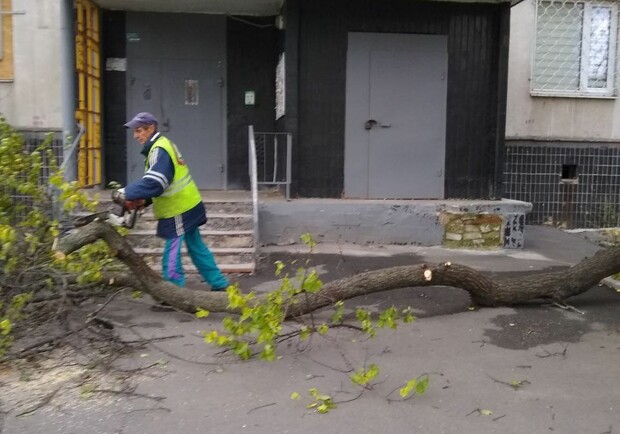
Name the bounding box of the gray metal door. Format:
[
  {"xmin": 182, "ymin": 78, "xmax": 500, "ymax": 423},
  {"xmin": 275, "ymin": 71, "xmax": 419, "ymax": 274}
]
[
  {"xmin": 127, "ymin": 58, "xmax": 224, "ymax": 188},
  {"xmin": 344, "ymin": 33, "xmax": 448, "ymax": 199}
]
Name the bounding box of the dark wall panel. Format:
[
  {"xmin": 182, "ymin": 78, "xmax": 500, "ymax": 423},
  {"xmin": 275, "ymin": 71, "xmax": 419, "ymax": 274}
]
[
  {"xmin": 226, "ymin": 17, "xmax": 278, "ymax": 189},
  {"xmin": 288, "ymin": 0, "xmax": 508, "ymax": 198},
  {"xmin": 101, "ymin": 11, "xmax": 127, "ymax": 186}
]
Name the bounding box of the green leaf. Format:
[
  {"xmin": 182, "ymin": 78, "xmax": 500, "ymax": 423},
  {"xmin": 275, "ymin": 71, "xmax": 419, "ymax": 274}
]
[
  {"xmin": 331, "ymin": 300, "xmax": 344, "ymax": 324},
  {"xmin": 300, "ymin": 232, "xmax": 316, "ymax": 250},
  {"xmin": 290, "ymin": 392, "xmax": 301, "ymax": 400},
  {"xmin": 350, "ymin": 364, "xmax": 379, "ymax": 386},
  {"xmin": 399, "ymin": 379, "xmax": 416, "ymax": 398},
  {"xmin": 317, "ymin": 404, "xmax": 329, "ymax": 413},
  {"xmin": 317, "ymin": 323, "xmax": 329, "ymax": 335},
  {"xmin": 195, "ymin": 308, "xmax": 210, "ymax": 318},
  {"xmin": 480, "ymin": 409, "xmax": 493, "ymax": 416},
  {"xmin": 301, "ymin": 270, "xmax": 323, "ymax": 293},
  {"xmin": 415, "ymin": 375, "xmax": 429, "ymax": 394},
  {"xmin": 260, "ymin": 343, "xmax": 276, "ymax": 361},
  {"xmin": 0, "ymin": 319, "xmax": 12, "ymax": 335},
  {"xmin": 274, "ymin": 260, "xmax": 285, "ymax": 277}
]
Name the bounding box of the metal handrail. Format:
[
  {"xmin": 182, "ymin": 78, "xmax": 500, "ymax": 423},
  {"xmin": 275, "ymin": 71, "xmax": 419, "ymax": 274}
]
[
  {"xmin": 254, "ymin": 131, "xmax": 292, "ymax": 200},
  {"xmin": 248, "ymin": 125, "xmax": 260, "ymax": 252}
]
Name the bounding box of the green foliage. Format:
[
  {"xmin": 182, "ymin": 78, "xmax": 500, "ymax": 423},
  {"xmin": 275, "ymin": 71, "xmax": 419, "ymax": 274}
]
[
  {"xmin": 202, "ymin": 233, "xmax": 428, "ymax": 413},
  {"xmin": 350, "ymin": 364, "xmax": 380, "ymax": 386},
  {"xmin": 0, "ymin": 293, "xmax": 32, "ymax": 357},
  {"xmin": 0, "ymin": 116, "xmax": 113, "ymax": 357},
  {"xmin": 399, "ymin": 375, "xmax": 429, "ymax": 399},
  {"xmin": 300, "ymin": 232, "xmax": 316, "ymax": 251},
  {"xmin": 306, "ymin": 388, "xmax": 336, "ymax": 413}
]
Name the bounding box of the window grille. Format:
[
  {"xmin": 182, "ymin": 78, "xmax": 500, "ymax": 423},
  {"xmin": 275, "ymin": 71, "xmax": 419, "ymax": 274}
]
[{"xmin": 532, "ymin": 0, "xmax": 618, "ymax": 97}]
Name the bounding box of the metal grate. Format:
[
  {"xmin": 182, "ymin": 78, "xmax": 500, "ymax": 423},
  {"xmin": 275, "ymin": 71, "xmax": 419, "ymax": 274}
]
[
  {"xmin": 533, "ymin": 0, "xmax": 618, "ymax": 97},
  {"xmin": 504, "ymin": 143, "xmax": 620, "ymax": 228},
  {"xmin": 5, "ymin": 130, "xmax": 64, "ymax": 223}
]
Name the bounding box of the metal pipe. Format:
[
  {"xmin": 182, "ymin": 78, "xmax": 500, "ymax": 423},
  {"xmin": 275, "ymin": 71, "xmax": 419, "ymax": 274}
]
[{"xmin": 60, "ymin": 0, "xmax": 77, "ymax": 181}]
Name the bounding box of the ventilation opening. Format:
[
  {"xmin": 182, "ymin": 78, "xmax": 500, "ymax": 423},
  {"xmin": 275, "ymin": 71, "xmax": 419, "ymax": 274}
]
[{"xmin": 561, "ymin": 164, "xmax": 578, "ymax": 184}]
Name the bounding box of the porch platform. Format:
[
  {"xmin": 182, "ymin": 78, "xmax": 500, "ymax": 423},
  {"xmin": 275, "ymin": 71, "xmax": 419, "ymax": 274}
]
[{"xmin": 255, "ymin": 195, "xmax": 532, "ymax": 249}]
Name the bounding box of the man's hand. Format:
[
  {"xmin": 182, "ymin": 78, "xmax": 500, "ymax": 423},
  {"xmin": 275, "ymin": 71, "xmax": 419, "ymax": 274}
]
[{"xmin": 111, "ymin": 188, "xmax": 126, "ymax": 203}]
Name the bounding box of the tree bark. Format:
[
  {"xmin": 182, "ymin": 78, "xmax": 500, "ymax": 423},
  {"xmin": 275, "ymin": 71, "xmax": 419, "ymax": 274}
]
[{"xmin": 56, "ymin": 221, "xmax": 616, "ymax": 318}]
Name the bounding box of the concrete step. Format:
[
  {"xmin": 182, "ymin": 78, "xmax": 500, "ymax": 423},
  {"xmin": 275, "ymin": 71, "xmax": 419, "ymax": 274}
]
[
  {"xmin": 126, "ymin": 229, "xmax": 254, "ymax": 249},
  {"xmin": 151, "ymin": 262, "xmax": 256, "ymax": 275},
  {"xmin": 73, "ymin": 194, "xmax": 257, "ymax": 274},
  {"xmin": 132, "ymin": 213, "xmax": 253, "ymax": 231},
  {"xmin": 93, "ymin": 199, "xmax": 253, "ymax": 215},
  {"xmin": 136, "ymin": 247, "xmax": 256, "ymax": 267}
]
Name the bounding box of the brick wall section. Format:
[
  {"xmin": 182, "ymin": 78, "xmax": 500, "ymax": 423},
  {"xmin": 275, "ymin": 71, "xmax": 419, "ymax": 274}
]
[{"xmin": 441, "ymin": 213, "xmax": 503, "ymax": 248}]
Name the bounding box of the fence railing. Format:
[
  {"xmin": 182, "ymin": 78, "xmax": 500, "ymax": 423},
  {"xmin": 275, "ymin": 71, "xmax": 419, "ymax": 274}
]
[
  {"xmin": 8, "ymin": 127, "xmax": 81, "ymax": 225},
  {"xmin": 253, "ymin": 130, "xmax": 292, "ymax": 200}
]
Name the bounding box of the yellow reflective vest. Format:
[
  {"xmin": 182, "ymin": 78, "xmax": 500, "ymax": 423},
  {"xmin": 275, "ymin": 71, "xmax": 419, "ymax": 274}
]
[{"xmin": 146, "ymin": 136, "xmax": 202, "ymax": 219}]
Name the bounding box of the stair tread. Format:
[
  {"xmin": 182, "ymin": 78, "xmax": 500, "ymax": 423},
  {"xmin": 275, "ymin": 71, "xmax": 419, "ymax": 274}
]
[
  {"xmin": 151, "ymin": 263, "xmax": 256, "ymax": 273},
  {"xmin": 128, "ymin": 229, "xmax": 254, "ymax": 236},
  {"xmin": 139, "ymin": 212, "xmax": 252, "ymax": 219},
  {"xmin": 135, "ymin": 246, "xmax": 256, "ymax": 254}
]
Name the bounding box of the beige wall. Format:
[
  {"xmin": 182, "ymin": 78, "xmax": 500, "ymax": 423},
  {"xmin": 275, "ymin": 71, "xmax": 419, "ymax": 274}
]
[
  {"xmin": 506, "ymin": 0, "xmax": 620, "ymax": 141},
  {"xmin": 0, "ymin": 0, "xmax": 63, "ymax": 130}
]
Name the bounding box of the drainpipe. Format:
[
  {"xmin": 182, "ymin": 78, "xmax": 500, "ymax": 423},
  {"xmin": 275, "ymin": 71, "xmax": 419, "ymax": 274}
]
[{"xmin": 60, "ymin": 0, "xmax": 77, "ymax": 182}]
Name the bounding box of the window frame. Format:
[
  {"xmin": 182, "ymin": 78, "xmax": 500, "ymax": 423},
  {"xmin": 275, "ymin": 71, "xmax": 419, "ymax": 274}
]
[{"xmin": 531, "ymin": 0, "xmax": 618, "ymax": 98}]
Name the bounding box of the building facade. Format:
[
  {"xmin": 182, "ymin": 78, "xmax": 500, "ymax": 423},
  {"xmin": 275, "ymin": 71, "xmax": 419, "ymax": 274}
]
[
  {"xmin": 1, "ymin": 0, "xmax": 515, "ymax": 204},
  {"xmin": 505, "ymin": 0, "xmax": 620, "ymax": 228}
]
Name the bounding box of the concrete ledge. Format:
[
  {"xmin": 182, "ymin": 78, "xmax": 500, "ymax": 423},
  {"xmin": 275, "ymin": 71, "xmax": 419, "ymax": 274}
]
[{"xmin": 259, "ymin": 199, "xmax": 532, "ymax": 249}]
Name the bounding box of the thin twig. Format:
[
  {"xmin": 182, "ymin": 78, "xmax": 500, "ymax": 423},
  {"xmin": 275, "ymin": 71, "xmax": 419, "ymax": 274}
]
[
  {"xmin": 85, "ymin": 288, "xmax": 128, "ymax": 324},
  {"xmin": 15, "ymin": 387, "xmax": 62, "ymax": 417},
  {"xmin": 16, "ymin": 328, "xmax": 81, "ymax": 355},
  {"xmin": 119, "ymin": 334, "xmax": 184, "ymax": 345},
  {"xmin": 486, "ymin": 373, "xmax": 530, "ymax": 390},
  {"xmin": 536, "ymin": 344, "xmax": 569, "ymax": 359},
  {"xmin": 126, "ymin": 326, "xmax": 228, "ymax": 366},
  {"xmin": 550, "ymin": 301, "xmax": 585, "ymax": 315},
  {"xmin": 91, "ymin": 388, "xmax": 166, "ymax": 402},
  {"xmin": 246, "ymin": 402, "xmax": 277, "ymax": 414}
]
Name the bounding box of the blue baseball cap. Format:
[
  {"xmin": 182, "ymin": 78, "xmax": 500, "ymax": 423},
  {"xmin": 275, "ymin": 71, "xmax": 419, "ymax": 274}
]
[{"xmin": 124, "ymin": 112, "xmax": 158, "ymax": 129}]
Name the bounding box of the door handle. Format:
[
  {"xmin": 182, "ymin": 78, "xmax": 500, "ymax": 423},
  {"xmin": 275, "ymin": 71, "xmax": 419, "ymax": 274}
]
[
  {"xmin": 364, "ymin": 119, "xmax": 378, "ymax": 130},
  {"xmin": 380, "ymin": 123, "xmax": 391, "ymax": 128}
]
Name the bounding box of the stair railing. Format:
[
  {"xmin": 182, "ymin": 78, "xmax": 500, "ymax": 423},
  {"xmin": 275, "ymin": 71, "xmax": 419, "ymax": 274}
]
[
  {"xmin": 253, "ymin": 130, "xmax": 292, "ymax": 200},
  {"xmin": 248, "ymin": 125, "xmax": 260, "ymax": 253}
]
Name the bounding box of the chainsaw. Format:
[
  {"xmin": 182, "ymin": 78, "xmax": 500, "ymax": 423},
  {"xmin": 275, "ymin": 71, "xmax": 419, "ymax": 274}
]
[{"xmin": 73, "ymin": 195, "xmax": 145, "ymax": 229}]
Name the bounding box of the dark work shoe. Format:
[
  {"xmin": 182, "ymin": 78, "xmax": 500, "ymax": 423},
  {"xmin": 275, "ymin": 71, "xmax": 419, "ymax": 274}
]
[{"xmin": 211, "ymin": 286, "xmax": 228, "ymax": 292}]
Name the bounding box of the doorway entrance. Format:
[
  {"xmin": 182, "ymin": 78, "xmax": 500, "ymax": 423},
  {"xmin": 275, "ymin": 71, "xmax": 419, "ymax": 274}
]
[{"xmin": 344, "ymin": 32, "xmax": 448, "ymax": 199}]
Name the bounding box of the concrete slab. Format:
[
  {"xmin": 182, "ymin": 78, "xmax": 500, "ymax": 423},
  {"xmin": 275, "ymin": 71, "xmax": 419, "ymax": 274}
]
[
  {"xmin": 259, "ymin": 198, "xmax": 532, "ymax": 248},
  {"xmin": 1, "ymin": 225, "xmax": 619, "ymax": 434}
]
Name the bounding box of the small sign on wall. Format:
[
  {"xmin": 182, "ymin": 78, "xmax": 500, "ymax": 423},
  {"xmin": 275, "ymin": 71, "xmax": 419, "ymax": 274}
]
[
  {"xmin": 245, "ymin": 90, "xmax": 256, "ymax": 106},
  {"xmin": 185, "ymin": 80, "xmax": 199, "ymax": 105},
  {"xmin": 105, "ymin": 58, "xmax": 127, "ymax": 72}
]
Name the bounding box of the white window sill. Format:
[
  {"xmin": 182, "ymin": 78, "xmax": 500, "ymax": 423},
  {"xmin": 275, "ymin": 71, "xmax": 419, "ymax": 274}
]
[{"xmin": 530, "ymin": 91, "xmax": 617, "ymax": 99}]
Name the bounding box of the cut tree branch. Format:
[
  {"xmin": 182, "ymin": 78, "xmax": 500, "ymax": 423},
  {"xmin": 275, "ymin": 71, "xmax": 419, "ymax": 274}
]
[{"xmin": 56, "ymin": 221, "xmax": 617, "ymax": 318}]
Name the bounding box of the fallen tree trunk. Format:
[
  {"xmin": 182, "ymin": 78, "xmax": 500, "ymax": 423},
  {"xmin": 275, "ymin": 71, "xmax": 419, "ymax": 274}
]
[{"xmin": 56, "ymin": 221, "xmax": 618, "ymax": 318}]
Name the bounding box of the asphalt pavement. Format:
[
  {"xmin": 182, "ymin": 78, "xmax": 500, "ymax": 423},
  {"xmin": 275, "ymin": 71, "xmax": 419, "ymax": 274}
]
[{"xmin": 2, "ymin": 225, "xmax": 619, "ymax": 434}]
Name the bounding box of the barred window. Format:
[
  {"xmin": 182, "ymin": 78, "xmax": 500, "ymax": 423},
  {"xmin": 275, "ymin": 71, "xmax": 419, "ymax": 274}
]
[{"xmin": 532, "ymin": 0, "xmax": 618, "ymax": 97}]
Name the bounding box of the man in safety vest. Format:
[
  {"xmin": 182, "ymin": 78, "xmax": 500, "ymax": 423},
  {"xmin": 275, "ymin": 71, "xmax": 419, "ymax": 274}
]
[{"xmin": 113, "ymin": 112, "xmax": 229, "ymax": 291}]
